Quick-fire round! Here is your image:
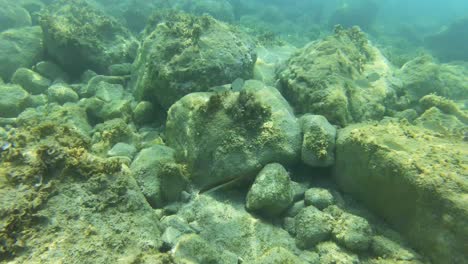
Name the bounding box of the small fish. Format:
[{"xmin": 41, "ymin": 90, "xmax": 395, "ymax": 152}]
[
  {"xmin": 366, "ymin": 72, "xmax": 381, "ymax": 82},
  {"xmin": 1, "ymin": 142, "xmax": 11, "ymax": 151},
  {"xmin": 231, "ymin": 78, "xmax": 245, "ymax": 92},
  {"xmin": 354, "ymin": 78, "xmax": 371, "ymax": 88}
]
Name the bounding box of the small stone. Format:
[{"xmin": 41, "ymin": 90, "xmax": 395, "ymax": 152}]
[
  {"xmin": 0, "ymin": 84, "xmax": 30, "ymax": 117},
  {"xmin": 99, "ymin": 99, "xmax": 132, "ymax": 120},
  {"xmin": 286, "ymin": 200, "xmax": 305, "ymax": 218},
  {"xmin": 29, "ymin": 94, "xmax": 48, "ymax": 107},
  {"xmin": 304, "ymin": 188, "xmax": 335, "ymax": 210},
  {"xmin": 294, "ymin": 206, "xmax": 332, "ymax": 249},
  {"xmin": 47, "ymin": 84, "xmax": 79, "ymax": 104},
  {"xmin": 95, "ymin": 82, "xmax": 125, "ymax": 102},
  {"xmin": 107, "ymin": 142, "xmax": 137, "ymax": 159},
  {"xmin": 11, "ymin": 68, "xmax": 50, "ymax": 95},
  {"xmin": 34, "ymin": 61, "xmax": 69, "ymax": 82},
  {"xmin": 316, "ymin": 241, "xmax": 360, "ymax": 264},
  {"xmin": 246, "ymin": 163, "xmax": 294, "ymax": 216},
  {"xmin": 173, "ymin": 234, "xmax": 238, "ymax": 264},
  {"xmin": 332, "ymin": 213, "xmax": 373, "ymax": 252},
  {"xmin": 254, "ymin": 247, "xmax": 307, "ymax": 264}
]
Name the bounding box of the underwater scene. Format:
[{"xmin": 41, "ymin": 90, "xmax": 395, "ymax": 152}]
[{"xmin": 0, "ymin": 0, "xmax": 467, "ymax": 263}]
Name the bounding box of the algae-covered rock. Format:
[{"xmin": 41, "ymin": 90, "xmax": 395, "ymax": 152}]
[
  {"xmin": 0, "ymin": 26, "xmax": 43, "ymax": 81},
  {"xmin": 294, "ymin": 206, "xmax": 333, "ymax": 249},
  {"xmin": 0, "ymin": 84, "xmax": 31, "ymax": 118},
  {"xmin": 395, "ymin": 56, "xmax": 468, "ymax": 108},
  {"xmin": 299, "ymin": 114, "xmax": 336, "ymax": 167},
  {"xmin": 316, "ymin": 241, "xmax": 360, "ymax": 264},
  {"xmin": 34, "ymin": 61, "xmax": 70, "ymax": 82},
  {"xmin": 334, "ymin": 121, "xmax": 468, "ymax": 263},
  {"xmin": 130, "ymin": 145, "xmax": 188, "ymax": 208},
  {"xmin": 425, "ymin": 17, "xmax": 468, "ymax": 62},
  {"xmin": 132, "ymin": 11, "xmax": 256, "ymax": 108},
  {"xmin": 47, "ymin": 83, "xmax": 79, "ymax": 104},
  {"xmin": 107, "ymin": 142, "xmax": 137, "ymax": 159},
  {"xmin": 39, "ymin": 0, "xmax": 138, "ymax": 77},
  {"xmin": 176, "ymin": 193, "xmax": 299, "ymax": 263},
  {"xmin": 304, "ymin": 188, "xmax": 335, "ymax": 210},
  {"xmin": 165, "ymin": 80, "xmax": 301, "ymax": 189},
  {"xmin": 0, "ymin": 0, "xmax": 32, "ymax": 32},
  {"xmin": 254, "ymin": 247, "xmax": 306, "ymax": 264},
  {"xmin": 11, "ymin": 68, "xmax": 51, "ymax": 95},
  {"xmin": 331, "ymin": 212, "xmax": 373, "ymax": 252},
  {"xmin": 278, "ymin": 26, "xmax": 394, "ymax": 127},
  {"xmin": 246, "ymin": 163, "xmax": 294, "ymax": 216},
  {"xmin": 173, "ymin": 234, "xmax": 238, "ymax": 264}
]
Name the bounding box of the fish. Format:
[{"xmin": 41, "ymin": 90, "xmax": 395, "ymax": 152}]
[{"xmin": 231, "ymin": 78, "xmax": 245, "ymax": 92}]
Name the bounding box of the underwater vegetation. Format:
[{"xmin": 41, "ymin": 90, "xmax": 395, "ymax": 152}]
[{"xmin": 0, "ymin": 0, "xmax": 467, "ymax": 263}]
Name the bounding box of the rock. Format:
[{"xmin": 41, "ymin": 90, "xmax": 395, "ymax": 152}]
[
  {"xmin": 294, "ymin": 206, "xmax": 333, "ymax": 249},
  {"xmin": 176, "ymin": 194, "xmax": 299, "ymax": 263},
  {"xmin": 415, "ymin": 107, "xmax": 466, "ymax": 137},
  {"xmin": 130, "ymin": 145, "xmax": 188, "ymax": 208},
  {"xmin": 173, "ymin": 234, "xmax": 238, "ymax": 264},
  {"xmin": 81, "ymin": 75, "xmax": 127, "ymax": 98},
  {"xmin": 316, "ymin": 241, "xmax": 360, "ymax": 264},
  {"xmin": 47, "ymin": 84, "xmax": 79, "ymax": 104},
  {"xmin": 299, "ymin": 115, "xmax": 336, "ymax": 167},
  {"xmin": 29, "ymin": 94, "xmax": 48, "ymax": 107},
  {"xmin": 39, "ymin": 0, "xmax": 138, "ymax": 77},
  {"xmin": 394, "ymin": 56, "xmax": 468, "ymax": 108},
  {"xmin": 332, "ymin": 212, "xmax": 372, "ymax": 252},
  {"xmin": 246, "ymin": 163, "xmax": 294, "ymax": 216},
  {"xmin": 304, "ymin": 188, "xmax": 335, "ymax": 210},
  {"xmin": 278, "ymin": 26, "xmax": 394, "ymax": 126},
  {"xmin": 165, "ymin": 80, "xmax": 301, "ymax": 189},
  {"xmin": 108, "ymin": 63, "xmax": 132, "ymax": 76},
  {"xmin": 419, "ymin": 94, "xmax": 468, "ymax": 124},
  {"xmin": 425, "ymin": 17, "xmax": 468, "ymax": 61},
  {"xmin": 254, "ymin": 247, "xmax": 306, "ymax": 264},
  {"xmin": 0, "ymin": 0, "xmax": 32, "ymax": 32},
  {"xmin": 0, "ymin": 84, "xmax": 31, "ymax": 118},
  {"xmin": 286, "ymin": 200, "xmax": 306, "ymax": 218},
  {"xmin": 0, "ymin": 26, "xmax": 43, "ymax": 81},
  {"xmin": 107, "ymin": 142, "xmax": 137, "ymax": 159},
  {"xmin": 132, "ymin": 11, "xmax": 256, "ymax": 108},
  {"xmin": 95, "ymin": 82, "xmax": 125, "ymax": 102},
  {"xmin": 11, "ymin": 68, "xmax": 51, "ymax": 95},
  {"xmin": 334, "ymin": 121, "xmax": 468, "ymax": 263},
  {"xmin": 133, "ymin": 101, "xmax": 155, "ymax": 125},
  {"xmin": 98, "ymin": 99, "xmax": 132, "ymax": 121},
  {"xmin": 33, "ymin": 61, "xmax": 70, "ymax": 82},
  {"xmin": 371, "ymin": 236, "xmax": 421, "ymax": 261}
]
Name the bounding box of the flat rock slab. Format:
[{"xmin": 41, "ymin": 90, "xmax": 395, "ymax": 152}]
[{"xmin": 334, "ymin": 121, "xmax": 468, "ymax": 263}]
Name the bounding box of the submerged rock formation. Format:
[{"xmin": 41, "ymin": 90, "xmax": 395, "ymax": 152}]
[
  {"xmin": 39, "ymin": 0, "xmax": 138, "ymax": 78},
  {"xmin": 335, "ymin": 121, "xmax": 468, "ymax": 263},
  {"xmin": 165, "ymin": 80, "xmax": 301, "ymax": 189},
  {"xmin": 132, "ymin": 11, "xmax": 256, "ymax": 109},
  {"xmin": 278, "ymin": 26, "xmax": 395, "ymax": 127}
]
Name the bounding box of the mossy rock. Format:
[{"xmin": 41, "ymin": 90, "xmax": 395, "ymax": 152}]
[
  {"xmin": 132, "ymin": 11, "xmax": 256, "ymax": 109},
  {"xmin": 334, "ymin": 121, "xmax": 468, "ymax": 263},
  {"xmin": 165, "ymin": 80, "xmax": 301, "ymax": 189},
  {"xmin": 39, "ymin": 0, "xmax": 138, "ymax": 78},
  {"xmin": 0, "ymin": 26, "xmax": 43, "ymax": 81},
  {"xmin": 278, "ymin": 26, "xmax": 394, "ymax": 127},
  {"xmin": 0, "ymin": 84, "xmax": 31, "ymax": 118}
]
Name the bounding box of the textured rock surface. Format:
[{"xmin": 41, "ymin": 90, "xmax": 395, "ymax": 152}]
[
  {"xmin": 130, "ymin": 145, "xmax": 188, "ymax": 208},
  {"xmin": 0, "ymin": 26, "xmax": 43, "ymax": 81},
  {"xmin": 165, "ymin": 80, "xmax": 301, "ymax": 189},
  {"xmin": 39, "ymin": 0, "xmax": 138, "ymax": 77},
  {"xmin": 132, "ymin": 11, "xmax": 256, "ymax": 108},
  {"xmin": 299, "ymin": 115, "xmax": 336, "ymax": 167},
  {"xmin": 246, "ymin": 163, "xmax": 294, "ymax": 216},
  {"xmin": 335, "ymin": 121, "xmax": 468, "ymax": 263},
  {"xmin": 0, "ymin": 84, "xmax": 31, "ymax": 118},
  {"xmin": 11, "ymin": 68, "xmax": 51, "ymax": 95},
  {"xmin": 278, "ymin": 26, "xmax": 395, "ymax": 126},
  {"xmin": 294, "ymin": 206, "xmax": 333, "ymax": 249}
]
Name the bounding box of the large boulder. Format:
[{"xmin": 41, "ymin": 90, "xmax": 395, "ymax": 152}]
[
  {"xmin": 132, "ymin": 11, "xmax": 256, "ymax": 109},
  {"xmin": 0, "ymin": 26, "xmax": 43, "ymax": 81},
  {"xmin": 165, "ymin": 80, "xmax": 301, "ymax": 189},
  {"xmin": 39, "ymin": 0, "xmax": 138, "ymax": 78},
  {"xmin": 334, "ymin": 121, "xmax": 468, "ymax": 263},
  {"xmin": 278, "ymin": 26, "xmax": 395, "ymax": 127},
  {"xmin": 0, "ymin": 0, "xmax": 32, "ymax": 32}
]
